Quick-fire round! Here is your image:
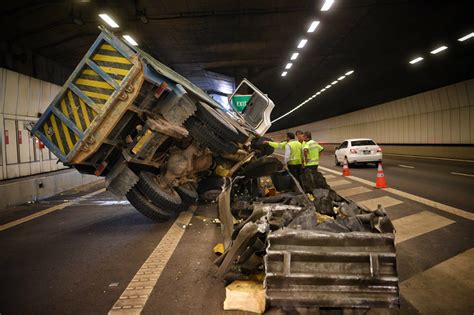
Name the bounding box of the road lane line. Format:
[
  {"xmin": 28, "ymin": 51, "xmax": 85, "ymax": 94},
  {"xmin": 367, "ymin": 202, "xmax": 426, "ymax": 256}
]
[
  {"xmin": 319, "ymin": 166, "xmax": 474, "ymax": 221},
  {"xmin": 383, "ymin": 153, "xmax": 474, "ymax": 163},
  {"xmin": 109, "ymin": 207, "xmax": 195, "ymax": 314},
  {"xmin": 358, "ymin": 196, "xmax": 403, "ymax": 211},
  {"xmin": 337, "ymin": 186, "xmax": 371, "ymax": 197},
  {"xmin": 0, "ymin": 188, "xmax": 106, "ymax": 232},
  {"xmin": 324, "ymin": 174, "xmax": 336, "ymax": 179},
  {"xmin": 398, "ymin": 164, "xmax": 415, "ymax": 169},
  {"xmin": 450, "ymin": 172, "xmax": 474, "ymax": 178},
  {"xmin": 400, "ymin": 248, "xmax": 474, "ymax": 314},
  {"xmin": 392, "ymin": 211, "xmax": 455, "ymax": 244},
  {"xmin": 327, "ymin": 179, "xmax": 352, "ymax": 187}
]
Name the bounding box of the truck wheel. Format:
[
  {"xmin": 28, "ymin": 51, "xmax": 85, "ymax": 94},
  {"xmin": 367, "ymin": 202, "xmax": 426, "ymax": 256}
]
[
  {"xmin": 137, "ymin": 171, "xmax": 182, "ymax": 211},
  {"xmin": 126, "ymin": 187, "xmax": 173, "ymax": 222},
  {"xmin": 176, "ymin": 183, "xmax": 198, "ymax": 203},
  {"xmin": 196, "ymin": 102, "xmax": 242, "ymax": 142},
  {"xmin": 185, "ymin": 117, "xmax": 238, "ymax": 154}
]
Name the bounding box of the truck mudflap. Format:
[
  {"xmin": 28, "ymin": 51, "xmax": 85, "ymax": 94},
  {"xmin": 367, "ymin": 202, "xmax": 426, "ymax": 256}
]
[
  {"xmin": 31, "ymin": 28, "xmax": 140, "ymax": 162},
  {"xmin": 265, "ymin": 229, "xmax": 400, "ymax": 310}
]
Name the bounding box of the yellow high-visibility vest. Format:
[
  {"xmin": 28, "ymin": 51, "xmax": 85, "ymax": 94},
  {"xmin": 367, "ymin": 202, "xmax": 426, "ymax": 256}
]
[
  {"xmin": 287, "ymin": 140, "xmax": 302, "ymax": 165},
  {"xmin": 268, "ymin": 141, "xmax": 287, "ymax": 149},
  {"xmin": 303, "ymin": 140, "xmax": 324, "ymax": 166}
]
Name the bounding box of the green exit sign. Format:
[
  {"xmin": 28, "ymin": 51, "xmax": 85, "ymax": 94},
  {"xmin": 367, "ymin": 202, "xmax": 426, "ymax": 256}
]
[{"xmin": 231, "ymin": 95, "xmax": 252, "ymax": 112}]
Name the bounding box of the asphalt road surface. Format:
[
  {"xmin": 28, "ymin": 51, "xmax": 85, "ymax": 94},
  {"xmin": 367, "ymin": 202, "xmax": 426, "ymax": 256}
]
[{"xmin": 319, "ymin": 153, "xmax": 474, "ymax": 212}]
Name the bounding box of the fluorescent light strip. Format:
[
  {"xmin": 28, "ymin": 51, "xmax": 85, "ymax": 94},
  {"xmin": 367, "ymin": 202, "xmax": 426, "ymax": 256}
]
[
  {"xmin": 285, "ymin": 63, "xmax": 293, "ymax": 69},
  {"xmin": 290, "ymin": 52, "xmax": 299, "ymax": 60},
  {"xmin": 331, "ymin": 81, "xmax": 338, "ymax": 85},
  {"xmin": 307, "ymin": 21, "xmax": 320, "ymax": 33},
  {"xmin": 123, "ymin": 35, "xmax": 138, "ymax": 46},
  {"xmin": 458, "ymin": 32, "xmax": 474, "ymax": 42},
  {"xmin": 272, "ymin": 69, "xmax": 355, "ymax": 123},
  {"xmin": 297, "ymin": 39, "xmax": 308, "ymax": 49},
  {"xmin": 321, "ymin": 0, "xmax": 335, "ymax": 11},
  {"xmin": 281, "ymin": 71, "xmax": 288, "ymax": 77},
  {"xmin": 430, "ymin": 46, "xmax": 448, "ymax": 54},
  {"xmin": 409, "ymin": 57, "xmax": 423, "ymax": 64},
  {"xmin": 338, "ymin": 75, "xmax": 346, "ymax": 80},
  {"xmin": 99, "ymin": 13, "xmax": 119, "ymax": 28},
  {"xmin": 325, "ymin": 85, "xmax": 331, "ymax": 89},
  {"xmin": 345, "ymin": 70, "xmax": 354, "ymax": 75}
]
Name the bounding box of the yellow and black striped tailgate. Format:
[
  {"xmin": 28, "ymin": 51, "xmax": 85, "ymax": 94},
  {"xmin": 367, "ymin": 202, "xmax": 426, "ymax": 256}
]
[{"xmin": 33, "ymin": 37, "xmax": 136, "ymax": 161}]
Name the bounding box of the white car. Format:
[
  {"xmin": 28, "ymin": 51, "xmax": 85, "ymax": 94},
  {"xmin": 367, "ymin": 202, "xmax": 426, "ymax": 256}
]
[{"xmin": 335, "ymin": 138, "xmax": 382, "ymax": 166}]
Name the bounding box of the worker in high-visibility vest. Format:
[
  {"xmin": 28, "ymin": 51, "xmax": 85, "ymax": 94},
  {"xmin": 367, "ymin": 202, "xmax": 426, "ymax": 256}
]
[
  {"xmin": 302, "ymin": 131, "xmax": 324, "ymax": 171},
  {"xmin": 295, "ymin": 130, "xmax": 305, "ymax": 145},
  {"xmin": 283, "ymin": 133, "xmax": 303, "ymax": 181}
]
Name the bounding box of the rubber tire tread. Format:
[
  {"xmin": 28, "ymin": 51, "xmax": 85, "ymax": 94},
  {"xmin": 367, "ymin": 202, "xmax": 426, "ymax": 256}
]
[
  {"xmin": 126, "ymin": 187, "xmax": 172, "ymax": 222},
  {"xmin": 176, "ymin": 185, "xmax": 198, "ymax": 203},
  {"xmin": 196, "ymin": 102, "xmax": 241, "ymax": 143},
  {"xmin": 185, "ymin": 117, "xmax": 239, "ymax": 154},
  {"xmin": 137, "ymin": 171, "xmax": 182, "ymax": 211}
]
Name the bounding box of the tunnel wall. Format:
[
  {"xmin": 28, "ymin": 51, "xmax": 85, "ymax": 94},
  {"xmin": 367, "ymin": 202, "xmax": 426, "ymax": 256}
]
[
  {"xmin": 267, "ymin": 79, "xmax": 474, "ymax": 160},
  {"xmin": 0, "ymin": 67, "xmax": 101, "ymax": 205}
]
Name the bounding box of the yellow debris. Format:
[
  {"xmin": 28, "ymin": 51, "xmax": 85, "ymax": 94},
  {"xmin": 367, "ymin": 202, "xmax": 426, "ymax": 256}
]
[
  {"xmin": 223, "ymin": 280, "xmax": 266, "ymax": 314},
  {"xmin": 316, "ymin": 212, "xmax": 333, "ymax": 224},
  {"xmin": 213, "ymin": 243, "xmax": 224, "ymax": 256}
]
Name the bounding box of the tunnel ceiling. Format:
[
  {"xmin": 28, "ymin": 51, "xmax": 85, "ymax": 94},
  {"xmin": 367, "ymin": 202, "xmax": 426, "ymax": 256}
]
[{"xmin": 1, "ymin": 0, "xmax": 473, "ymax": 131}]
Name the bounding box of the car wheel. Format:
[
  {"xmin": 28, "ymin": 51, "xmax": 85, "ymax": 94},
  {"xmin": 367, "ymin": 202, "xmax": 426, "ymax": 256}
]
[
  {"xmin": 185, "ymin": 116, "xmax": 239, "ymax": 154},
  {"xmin": 176, "ymin": 183, "xmax": 198, "ymax": 204},
  {"xmin": 137, "ymin": 171, "xmax": 182, "ymax": 211},
  {"xmin": 335, "ymin": 155, "xmax": 340, "ymax": 166},
  {"xmin": 126, "ymin": 187, "xmax": 174, "ymax": 222}
]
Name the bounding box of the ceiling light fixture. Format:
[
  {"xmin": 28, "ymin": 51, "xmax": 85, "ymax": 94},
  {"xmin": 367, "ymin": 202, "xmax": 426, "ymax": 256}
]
[
  {"xmin": 307, "ymin": 21, "xmax": 320, "ymax": 33},
  {"xmin": 99, "ymin": 13, "xmax": 119, "ymax": 28},
  {"xmin": 297, "ymin": 39, "xmax": 308, "ymax": 48},
  {"xmin": 331, "ymin": 81, "xmax": 338, "ymax": 85},
  {"xmin": 321, "ymin": 0, "xmax": 335, "ymax": 11},
  {"xmin": 458, "ymin": 32, "xmax": 474, "ymax": 42},
  {"xmin": 325, "ymin": 85, "xmax": 331, "ymax": 89},
  {"xmin": 272, "ymin": 69, "xmax": 355, "ymax": 123},
  {"xmin": 281, "ymin": 71, "xmax": 288, "ymax": 77},
  {"xmin": 291, "ymin": 52, "xmax": 299, "ymax": 60},
  {"xmin": 345, "ymin": 70, "xmax": 354, "ymax": 76},
  {"xmin": 123, "ymin": 35, "xmax": 138, "ymax": 46},
  {"xmin": 285, "ymin": 63, "xmax": 293, "ymax": 69},
  {"xmin": 338, "ymin": 75, "xmax": 346, "ymax": 80},
  {"xmin": 430, "ymin": 45, "xmax": 448, "ymax": 54},
  {"xmin": 409, "ymin": 57, "xmax": 423, "ymax": 64}
]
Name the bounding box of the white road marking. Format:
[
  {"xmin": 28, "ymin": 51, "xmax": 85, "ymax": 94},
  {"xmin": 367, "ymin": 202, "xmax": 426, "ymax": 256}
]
[
  {"xmin": 324, "ymin": 174, "xmax": 336, "ymax": 179},
  {"xmin": 327, "ymin": 179, "xmax": 351, "ymax": 187},
  {"xmin": 450, "ymin": 172, "xmax": 474, "ymax": 178},
  {"xmin": 392, "ymin": 211, "xmax": 455, "ymax": 244},
  {"xmin": 109, "ymin": 207, "xmax": 195, "ymax": 314},
  {"xmin": 0, "ymin": 188, "xmax": 106, "ymax": 232},
  {"xmin": 384, "ymin": 153, "xmax": 474, "ymax": 163},
  {"xmin": 319, "ymin": 166, "xmax": 474, "ymax": 221},
  {"xmin": 398, "ymin": 164, "xmax": 414, "ymax": 169},
  {"xmin": 358, "ymin": 196, "xmax": 403, "ymax": 211},
  {"xmin": 337, "ymin": 186, "xmax": 371, "ymax": 197},
  {"xmin": 400, "ymin": 248, "xmax": 474, "ymax": 314}
]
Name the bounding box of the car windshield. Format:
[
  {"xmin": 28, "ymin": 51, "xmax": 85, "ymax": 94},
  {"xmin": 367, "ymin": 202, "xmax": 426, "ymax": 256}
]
[{"xmin": 351, "ymin": 140, "xmax": 376, "ymax": 146}]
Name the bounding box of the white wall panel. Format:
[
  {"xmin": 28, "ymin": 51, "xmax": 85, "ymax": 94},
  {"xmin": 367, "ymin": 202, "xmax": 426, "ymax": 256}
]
[
  {"xmin": 467, "ymin": 80, "xmax": 474, "ymax": 105},
  {"xmin": 470, "ymin": 106, "xmax": 474, "ymax": 145},
  {"xmin": 439, "ymin": 87, "xmax": 450, "ymax": 110},
  {"xmin": 28, "ymin": 78, "xmax": 42, "ymax": 117},
  {"xmin": 424, "ymin": 91, "xmax": 434, "ymax": 113},
  {"xmin": 447, "ymin": 85, "xmax": 460, "ymax": 108},
  {"xmin": 427, "ymin": 112, "xmax": 435, "ymax": 144},
  {"xmin": 0, "ymin": 69, "xmax": 5, "ymax": 113},
  {"xmin": 432, "ymin": 89, "xmax": 442, "ymax": 111},
  {"xmin": 450, "ymin": 108, "xmax": 461, "ymax": 143},
  {"xmin": 459, "ymin": 107, "xmax": 470, "ymax": 143},
  {"xmin": 4, "ymin": 70, "xmax": 19, "ymax": 115},
  {"xmin": 456, "ymin": 82, "xmax": 469, "ymax": 108},
  {"xmin": 16, "ymin": 74, "xmax": 30, "ymax": 116},
  {"xmin": 441, "ymin": 110, "xmax": 451, "ymax": 143}
]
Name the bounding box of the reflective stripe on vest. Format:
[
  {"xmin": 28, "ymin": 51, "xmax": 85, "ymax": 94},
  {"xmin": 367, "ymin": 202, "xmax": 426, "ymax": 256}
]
[
  {"xmin": 303, "ymin": 140, "xmax": 323, "ymax": 166},
  {"xmin": 287, "ymin": 140, "xmax": 302, "ymax": 165}
]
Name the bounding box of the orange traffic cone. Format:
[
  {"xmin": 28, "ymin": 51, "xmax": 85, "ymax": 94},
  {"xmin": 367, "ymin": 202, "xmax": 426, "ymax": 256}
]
[
  {"xmin": 375, "ymin": 162, "xmax": 388, "ymax": 188},
  {"xmin": 342, "ymin": 158, "xmax": 350, "ymax": 176}
]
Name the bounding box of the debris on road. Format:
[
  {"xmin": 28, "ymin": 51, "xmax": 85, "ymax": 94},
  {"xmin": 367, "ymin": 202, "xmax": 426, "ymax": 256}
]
[{"xmin": 223, "ymin": 280, "xmax": 266, "ymax": 314}]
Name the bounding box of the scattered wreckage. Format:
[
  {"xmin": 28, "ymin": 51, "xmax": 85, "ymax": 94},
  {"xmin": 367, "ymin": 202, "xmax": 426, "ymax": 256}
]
[{"xmin": 215, "ymin": 159, "xmax": 400, "ymax": 313}]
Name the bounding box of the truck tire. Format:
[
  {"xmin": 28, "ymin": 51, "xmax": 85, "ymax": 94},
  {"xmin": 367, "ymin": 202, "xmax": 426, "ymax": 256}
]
[
  {"xmin": 196, "ymin": 102, "xmax": 241, "ymax": 142},
  {"xmin": 137, "ymin": 171, "xmax": 182, "ymax": 211},
  {"xmin": 176, "ymin": 183, "xmax": 198, "ymax": 203},
  {"xmin": 126, "ymin": 187, "xmax": 173, "ymax": 222},
  {"xmin": 185, "ymin": 117, "xmax": 238, "ymax": 154}
]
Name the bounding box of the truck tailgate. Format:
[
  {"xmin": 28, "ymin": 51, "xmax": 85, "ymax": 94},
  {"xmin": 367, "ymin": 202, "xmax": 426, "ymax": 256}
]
[{"xmin": 32, "ymin": 31, "xmax": 139, "ymax": 162}]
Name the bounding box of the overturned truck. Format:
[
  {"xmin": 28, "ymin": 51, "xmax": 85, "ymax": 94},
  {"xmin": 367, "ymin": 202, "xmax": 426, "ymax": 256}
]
[{"xmin": 32, "ymin": 27, "xmax": 274, "ymax": 221}]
